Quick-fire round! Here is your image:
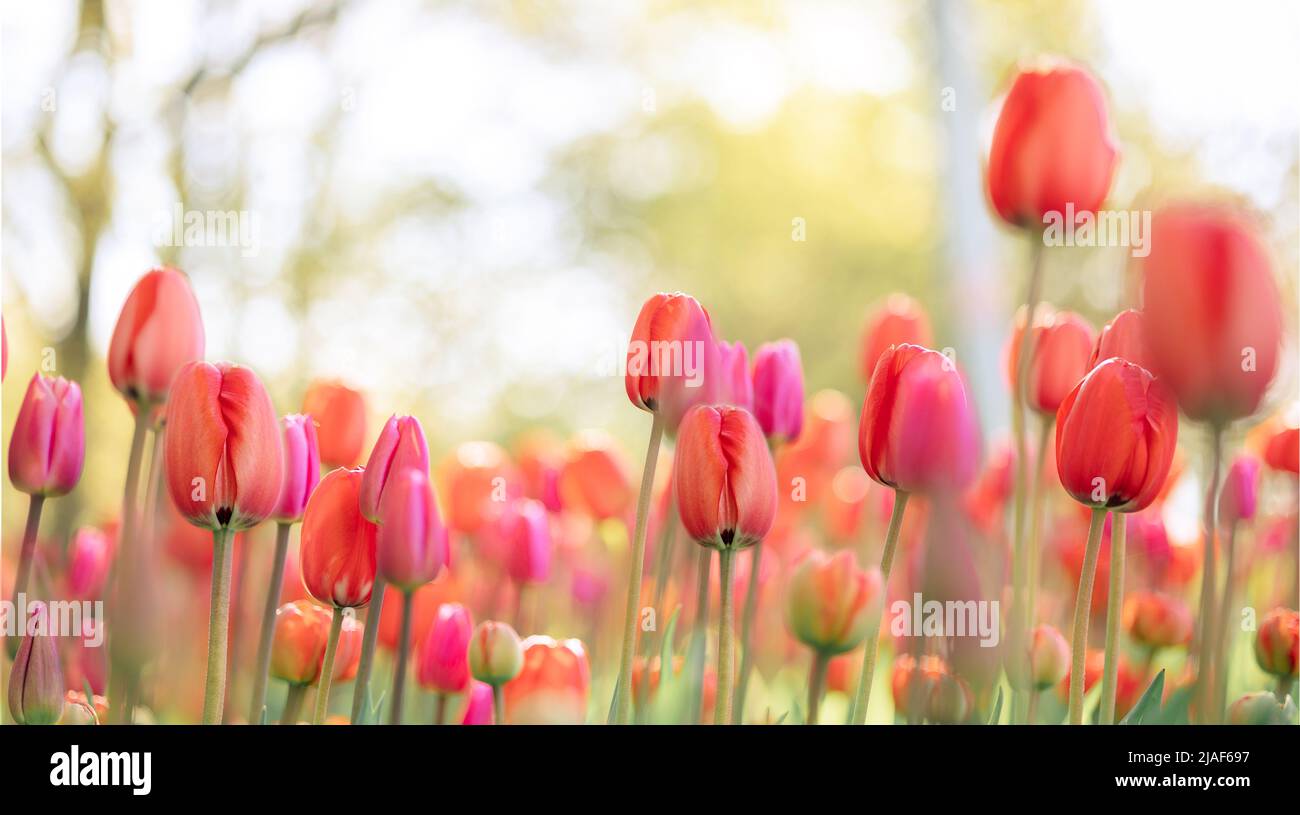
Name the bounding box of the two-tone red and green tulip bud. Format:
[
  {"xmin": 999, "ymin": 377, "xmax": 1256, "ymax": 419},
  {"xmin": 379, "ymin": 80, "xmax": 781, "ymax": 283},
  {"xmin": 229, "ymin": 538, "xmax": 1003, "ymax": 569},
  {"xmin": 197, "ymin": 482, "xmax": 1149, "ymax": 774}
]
[
  {"xmin": 860, "ymin": 294, "xmax": 932, "ymax": 386},
  {"xmin": 752, "ymin": 339, "xmax": 804, "ymax": 444},
  {"xmin": 1006, "ymin": 308, "xmax": 1096, "ymax": 416},
  {"xmin": 674, "ymin": 405, "xmax": 777, "ymax": 550},
  {"xmin": 417, "ymin": 603, "xmax": 474, "ymax": 694},
  {"xmin": 376, "ymin": 468, "xmax": 448, "ymax": 592},
  {"xmin": 502, "ymin": 635, "xmax": 590, "ymax": 724},
  {"xmin": 1255, "ymin": 608, "xmax": 1298, "ymax": 678},
  {"xmin": 785, "ymin": 549, "xmax": 882, "ymax": 655},
  {"xmin": 502, "ymin": 498, "xmax": 551, "ymax": 585},
  {"xmin": 625, "ymin": 292, "xmax": 719, "ymax": 432},
  {"xmin": 360, "ymin": 414, "xmax": 430, "ymax": 522},
  {"xmin": 1218, "ymin": 455, "xmax": 1261, "ymax": 526},
  {"xmin": 1226, "ymin": 691, "xmax": 1297, "ymax": 725},
  {"xmin": 469, "ymin": 620, "xmax": 524, "ymax": 686},
  {"xmin": 8, "ymin": 373, "xmax": 84, "ymax": 497},
  {"xmin": 301, "ymin": 379, "xmax": 368, "ymax": 468},
  {"xmin": 300, "ymin": 467, "xmax": 379, "ymax": 609},
  {"xmin": 8, "ymin": 603, "xmax": 65, "ymax": 725},
  {"xmin": 1027, "ymin": 624, "xmax": 1070, "ymax": 691},
  {"xmin": 271, "ymin": 414, "xmax": 321, "ymax": 524},
  {"xmin": 1123, "ymin": 591, "xmax": 1193, "ymax": 650},
  {"xmin": 108, "ymin": 266, "xmax": 205, "ymax": 410}
]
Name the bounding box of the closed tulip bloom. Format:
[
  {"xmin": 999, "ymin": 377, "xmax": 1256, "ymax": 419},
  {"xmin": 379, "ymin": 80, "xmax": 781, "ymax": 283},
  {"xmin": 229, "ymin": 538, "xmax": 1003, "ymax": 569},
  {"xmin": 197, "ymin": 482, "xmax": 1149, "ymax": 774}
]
[
  {"xmin": 503, "ymin": 635, "xmax": 590, "ymax": 725},
  {"xmin": 300, "ymin": 467, "xmax": 379, "ymax": 608},
  {"xmin": 891, "ymin": 654, "xmax": 948, "ymax": 719},
  {"xmin": 164, "ymin": 361, "xmax": 284, "ymax": 530},
  {"xmin": 272, "ymin": 414, "xmax": 320, "ymax": 523},
  {"xmin": 860, "ymin": 294, "xmax": 932, "ymax": 384},
  {"xmin": 269, "ymin": 600, "xmax": 331, "ymax": 686},
  {"xmin": 1263, "ymin": 422, "xmax": 1299, "ymax": 475},
  {"xmin": 674, "ymin": 405, "xmax": 777, "ymax": 550},
  {"xmin": 786, "ymin": 550, "xmax": 882, "ymax": 655},
  {"xmin": 7, "ymin": 603, "xmax": 64, "ymax": 725},
  {"xmin": 439, "ymin": 441, "xmax": 514, "ymax": 534},
  {"xmin": 301, "ymin": 380, "xmax": 367, "ymax": 467},
  {"xmin": 985, "ymin": 60, "xmax": 1117, "ymax": 228},
  {"xmin": 1054, "ymin": 358, "xmax": 1178, "ymax": 513},
  {"xmin": 1218, "ymin": 455, "xmax": 1261, "ymax": 524},
  {"xmin": 376, "ymin": 468, "xmax": 448, "ymax": 592},
  {"xmin": 8, "ymin": 373, "xmax": 85, "ymax": 497},
  {"xmin": 416, "ymin": 603, "xmax": 474, "ymax": 694},
  {"xmin": 502, "ymin": 498, "xmax": 551, "ymax": 585},
  {"xmin": 1028, "ymin": 624, "xmax": 1070, "ymax": 691},
  {"xmin": 1007, "ymin": 310, "xmax": 1096, "ymax": 416},
  {"xmin": 359, "ymin": 414, "xmax": 430, "ymax": 522},
  {"xmin": 461, "ymin": 680, "xmax": 495, "ymax": 725},
  {"xmin": 469, "ymin": 621, "xmax": 524, "ymax": 685},
  {"xmin": 65, "ymin": 527, "xmax": 111, "ymax": 600},
  {"xmin": 752, "ymin": 340, "xmax": 804, "ymax": 443},
  {"xmin": 1227, "ymin": 691, "xmax": 1297, "ymax": 725},
  {"xmin": 860, "ymin": 344, "xmax": 981, "ymax": 494},
  {"xmin": 1122, "ymin": 591, "xmax": 1193, "ymax": 649},
  {"xmin": 1255, "ymin": 608, "xmax": 1298, "ymax": 678},
  {"xmin": 1141, "ymin": 206, "xmax": 1282, "ymax": 423},
  {"xmin": 107, "ymin": 267, "xmax": 205, "ymax": 406},
  {"xmin": 1090, "ymin": 309, "xmax": 1152, "ymax": 371},
  {"xmin": 514, "ymin": 431, "xmax": 565, "ymax": 512},
  {"xmin": 625, "ymin": 292, "xmax": 719, "ymax": 431},
  {"xmin": 716, "ymin": 340, "xmax": 753, "ymax": 410},
  {"xmin": 558, "ymin": 431, "xmax": 633, "ymax": 521},
  {"xmin": 927, "ymin": 673, "xmax": 973, "ymax": 724}
]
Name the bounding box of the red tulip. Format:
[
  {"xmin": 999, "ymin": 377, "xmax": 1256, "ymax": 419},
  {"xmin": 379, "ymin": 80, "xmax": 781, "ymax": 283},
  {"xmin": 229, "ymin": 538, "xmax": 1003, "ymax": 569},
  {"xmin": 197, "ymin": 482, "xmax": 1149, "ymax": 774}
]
[
  {"xmin": 461, "ymin": 680, "xmax": 495, "ymax": 725},
  {"xmin": 1055, "ymin": 358, "xmax": 1178, "ymax": 513},
  {"xmin": 1263, "ymin": 422, "xmax": 1299, "ymax": 475},
  {"xmin": 299, "ymin": 467, "xmax": 378, "ymax": 608},
  {"xmin": 1218, "ymin": 455, "xmax": 1261, "ymax": 525},
  {"xmin": 625, "ymin": 292, "xmax": 719, "ymax": 431},
  {"xmin": 271, "ymin": 414, "xmax": 320, "ymax": 523},
  {"xmin": 716, "ymin": 340, "xmax": 753, "ymax": 410},
  {"xmin": 1091, "ymin": 309, "xmax": 1152, "ymax": 371},
  {"xmin": 785, "ymin": 550, "xmax": 881, "ymax": 655},
  {"xmin": 1122, "ymin": 591, "xmax": 1193, "ymax": 649},
  {"xmin": 557, "ymin": 431, "xmax": 633, "ymax": 521},
  {"xmin": 674, "ymin": 405, "xmax": 777, "ymax": 550},
  {"xmin": 438, "ymin": 441, "xmax": 515, "ymax": 535},
  {"xmin": 8, "ymin": 373, "xmax": 84, "ymax": 497},
  {"xmin": 107, "ymin": 267, "xmax": 205, "ymax": 407},
  {"xmin": 859, "ymin": 344, "xmax": 980, "ymax": 494},
  {"xmin": 860, "ymin": 294, "xmax": 932, "ymax": 384},
  {"xmin": 164, "ymin": 361, "xmax": 284, "ymax": 530},
  {"xmin": 416, "ymin": 603, "xmax": 474, "ymax": 694},
  {"xmin": 376, "ymin": 468, "xmax": 448, "ymax": 592},
  {"xmin": 502, "ymin": 498, "xmax": 551, "ymax": 585},
  {"xmin": 301, "ymin": 380, "xmax": 367, "ymax": 467},
  {"xmin": 65, "ymin": 527, "xmax": 111, "ymax": 601},
  {"xmin": 1141, "ymin": 206, "xmax": 1282, "ymax": 424},
  {"xmin": 1007, "ymin": 309, "xmax": 1096, "ymax": 416},
  {"xmin": 513, "ymin": 430, "xmax": 565, "ymax": 513},
  {"xmin": 1255, "ymin": 608, "xmax": 1298, "ymax": 678},
  {"xmin": 359, "ymin": 414, "xmax": 430, "ymax": 522},
  {"xmin": 985, "ymin": 60, "xmax": 1117, "ymax": 228},
  {"xmin": 503, "ymin": 635, "xmax": 590, "ymax": 724},
  {"xmin": 269, "ymin": 600, "xmax": 331, "ymax": 686},
  {"xmin": 752, "ymin": 339, "xmax": 804, "ymax": 443}
]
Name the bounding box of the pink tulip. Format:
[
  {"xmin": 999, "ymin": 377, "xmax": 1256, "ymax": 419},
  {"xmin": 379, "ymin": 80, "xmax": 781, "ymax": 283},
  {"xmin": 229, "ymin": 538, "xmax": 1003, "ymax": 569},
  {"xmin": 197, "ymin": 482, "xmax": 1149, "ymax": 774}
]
[
  {"xmin": 716, "ymin": 340, "xmax": 753, "ymax": 410},
  {"xmin": 503, "ymin": 498, "xmax": 552, "ymax": 585},
  {"xmin": 461, "ymin": 680, "xmax": 495, "ymax": 725},
  {"xmin": 376, "ymin": 468, "xmax": 448, "ymax": 592},
  {"xmin": 416, "ymin": 603, "xmax": 474, "ymax": 694},
  {"xmin": 1219, "ymin": 455, "xmax": 1261, "ymax": 525},
  {"xmin": 272, "ymin": 414, "xmax": 321, "ymax": 523},
  {"xmin": 65, "ymin": 527, "xmax": 112, "ymax": 601},
  {"xmin": 8, "ymin": 373, "xmax": 84, "ymax": 497},
  {"xmin": 360, "ymin": 414, "xmax": 430, "ymax": 522},
  {"xmin": 752, "ymin": 339, "xmax": 804, "ymax": 443}
]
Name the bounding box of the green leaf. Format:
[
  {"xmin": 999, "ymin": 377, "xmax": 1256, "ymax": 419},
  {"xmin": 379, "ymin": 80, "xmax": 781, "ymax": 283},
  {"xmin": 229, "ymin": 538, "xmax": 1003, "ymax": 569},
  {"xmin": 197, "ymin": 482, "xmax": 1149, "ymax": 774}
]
[
  {"xmin": 1149, "ymin": 684, "xmax": 1193, "ymax": 725},
  {"xmin": 1119, "ymin": 669, "xmax": 1165, "ymax": 725},
  {"xmin": 987, "ymin": 686, "xmax": 1004, "ymax": 725}
]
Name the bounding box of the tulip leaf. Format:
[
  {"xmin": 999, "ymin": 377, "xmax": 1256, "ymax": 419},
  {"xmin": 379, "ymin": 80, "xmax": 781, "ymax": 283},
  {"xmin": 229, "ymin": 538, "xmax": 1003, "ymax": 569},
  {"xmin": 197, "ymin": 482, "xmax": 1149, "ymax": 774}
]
[
  {"xmin": 649, "ymin": 606, "xmax": 689, "ymax": 724},
  {"xmin": 1119, "ymin": 669, "xmax": 1165, "ymax": 725},
  {"xmin": 1149, "ymin": 684, "xmax": 1193, "ymax": 725},
  {"xmin": 987, "ymin": 687, "xmax": 1004, "ymax": 725},
  {"xmin": 773, "ymin": 710, "xmax": 789, "ymax": 725}
]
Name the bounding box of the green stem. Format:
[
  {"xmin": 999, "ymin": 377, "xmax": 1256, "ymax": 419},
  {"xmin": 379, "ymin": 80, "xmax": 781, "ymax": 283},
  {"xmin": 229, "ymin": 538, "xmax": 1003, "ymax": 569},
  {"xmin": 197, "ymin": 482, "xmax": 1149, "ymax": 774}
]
[
  {"xmin": 312, "ymin": 607, "xmax": 345, "ymax": 725},
  {"xmin": 1099, "ymin": 511, "xmax": 1126, "ymax": 724},
  {"xmin": 611, "ymin": 410, "xmax": 666, "ymax": 725},
  {"xmin": 687, "ymin": 546, "xmax": 712, "ymax": 725},
  {"xmin": 202, "ymin": 527, "xmax": 236, "ymax": 725},
  {"xmin": 715, "ymin": 548, "xmax": 735, "ymax": 725},
  {"xmin": 349, "ymin": 574, "xmax": 387, "ymax": 723},
  {"xmin": 1068, "ymin": 507, "xmax": 1107, "ymax": 724},
  {"xmin": 806, "ymin": 651, "xmax": 829, "ymax": 725},
  {"xmin": 434, "ymin": 693, "xmax": 447, "ymax": 725},
  {"xmin": 11, "ymin": 494, "xmax": 46, "ymax": 603},
  {"xmin": 249, "ymin": 522, "xmax": 292, "ymax": 724},
  {"xmin": 280, "ymin": 684, "xmax": 306, "ymax": 725},
  {"xmin": 108, "ymin": 406, "xmax": 152, "ymax": 720},
  {"xmin": 848, "ymin": 489, "xmax": 910, "ymax": 724},
  {"xmin": 492, "ymin": 683, "xmax": 505, "ymax": 725},
  {"xmin": 1193, "ymin": 425, "xmax": 1224, "ymax": 722},
  {"xmin": 390, "ymin": 590, "xmax": 415, "ymax": 725},
  {"xmin": 1025, "ymin": 417, "xmax": 1053, "ymax": 632},
  {"xmin": 1211, "ymin": 521, "xmax": 1238, "ymax": 721},
  {"xmin": 732, "ymin": 539, "xmax": 764, "ymax": 724},
  {"xmin": 638, "ymin": 495, "xmax": 678, "ymax": 722}
]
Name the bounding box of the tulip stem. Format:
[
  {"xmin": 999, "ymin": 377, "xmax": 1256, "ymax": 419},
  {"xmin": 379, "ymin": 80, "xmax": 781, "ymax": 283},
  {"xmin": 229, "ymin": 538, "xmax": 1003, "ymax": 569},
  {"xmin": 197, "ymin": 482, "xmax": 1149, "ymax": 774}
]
[
  {"xmin": 848, "ymin": 489, "xmax": 909, "ymax": 725},
  {"xmin": 202, "ymin": 527, "xmax": 236, "ymax": 725},
  {"xmin": 108, "ymin": 406, "xmax": 152, "ymax": 721},
  {"xmin": 1025, "ymin": 417, "xmax": 1053, "ymax": 631},
  {"xmin": 281, "ymin": 684, "xmax": 306, "ymax": 725},
  {"xmin": 611, "ymin": 410, "xmax": 666, "ymax": 725},
  {"xmin": 733, "ymin": 539, "xmax": 764, "ymax": 724},
  {"xmin": 492, "ymin": 683, "xmax": 505, "ymax": 725},
  {"xmin": 1027, "ymin": 689, "xmax": 1039, "ymax": 725},
  {"xmin": 313, "ymin": 607, "xmax": 345, "ymax": 725},
  {"xmin": 687, "ymin": 546, "xmax": 712, "ymax": 725},
  {"xmin": 806, "ymin": 651, "xmax": 829, "ymax": 725},
  {"xmin": 390, "ymin": 591, "xmax": 415, "ymax": 725},
  {"xmin": 1193, "ymin": 424, "xmax": 1224, "ymax": 723},
  {"xmin": 248, "ymin": 522, "xmax": 292, "ymax": 725},
  {"xmin": 1211, "ymin": 520, "xmax": 1239, "ymax": 721},
  {"xmin": 434, "ymin": 693, "xmax": 447, "ymax": 725},
  {"xmin": 1068, "ymin": 507, "xmax": 1108, "ymax": 724},
  {"xmin": 1099, "ymin": 511, "xmax": 1126, "ymax": 724},
  {"xmin": 639, "ymin": 496, "xmax": 678, "ymax": 722},
  {"xmin": 350, "ymin": 575, "xmax": 387, "ymax": 723},
  {"xmin": 11, "ymin": 495, "xmax": 46, "ymax": 605},
  {"xmin": 715, "ymin": 548, "xmax": 736, "ymax": 725}
]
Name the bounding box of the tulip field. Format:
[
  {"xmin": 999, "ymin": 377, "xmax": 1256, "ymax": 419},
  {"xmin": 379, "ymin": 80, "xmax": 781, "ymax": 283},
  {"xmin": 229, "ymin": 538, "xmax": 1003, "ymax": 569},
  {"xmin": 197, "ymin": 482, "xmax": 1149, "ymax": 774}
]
[{"xmin": 1, "ymin": 1, "xmax": 1298, "ymax": 745}]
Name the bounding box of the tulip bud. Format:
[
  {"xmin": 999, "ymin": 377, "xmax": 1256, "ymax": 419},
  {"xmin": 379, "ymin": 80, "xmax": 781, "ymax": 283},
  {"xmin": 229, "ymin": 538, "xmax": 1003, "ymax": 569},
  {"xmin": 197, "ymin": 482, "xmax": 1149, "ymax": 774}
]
[
  {"xmin": 514, "ymin": 431, "xmax": 565, "ymax": 512},
  {"xmin": 1007, "ymin": 309, "xmax": 1096, "ymax": 416},
  {"xmin": 416, "ymin": 603, "xmax": 474, "ymax": 694},
  {"xmin": 1226, "ymin": 691, "xmax": 1297, "ymax": 725},
  {"xmin": 558, "ymin": 431, "xmax": 633, "ymax": 521},
  {"xmin": 716, "ymin": 340, "xmax": 753, "ymax": 410},
  {"xmin": 985, "ymin": 60, "xmax": 1117, "ymax": 228},
  {"xmin": 1055, "ymin": 358, "xmax": 1178, "ymax": 513},
  {"xmin": 1122, "ymin": 591, "xmax": 1193, "ymax": 650},
  {"xmin": 891, "ymin": 654, "xmax": 947, "ymax": 721},
  {"xmin": 469, "ymin": 621, "xmax": 524, "ymax": 685},
  {"xmin": 107, "ymin": 267, "xmax": 205, "ymax": 407},
  {"xmin": 625, "ymin": 292, "xmax": 720, "ymax": 432},
  {"xmin": 8, "ymin": 373, "xmax": 85, "ymax": 497},
  {"xmin": 785, "ymin": 550, "xmax": 881, "ymax": 655},
  {"xmin": 502, "ymin": 498, "xmax": 551, "ymax": 585},
  {"xmin": 1262, "ymin": 421, "xmax": 1299, "ymax": 475},
  {"xmin": 461, "ymin": 680, "xmax": 495, "ymax": 725},
  {"xmin": 1091, "ymin": 309, "xmax": 1152, "ymax": 371},
  {"xmin": 860, "ymin": 344, "xmax": 980, "ymax": 494},
  {"xmin": 164, "ymin": 361, "xmax": 284, "ymax": 530},
  {"xmin": 376, "ymin": 468, "xmax": 448, "ymax": 592},
  {"xmin": 270, "ymin": 600, "xmax": 332, "ymax": 686},
  {"xmin": 438, "ymin": 441, "xmax": 515, "ymax": 534},
  {"xmin": 65, "ymin": 526, "xmax": 112, "ymax": 601},
  {"xmin": 8, "ymin": 603, "xmax": 65, "ymax": 725},
  {"xmin": 927, "ymin": 673, "xmax": 973, "ymax": 724},
  {"xmin": 1218, "ymin": 455, "xmax": 1261, "ymax": 525},
  {"xmin": 674, "ymin": 405, "xmax": 777, "ymax": 551},
  {"xmin": 359, "ymin": 414, "xmax": 430, "ymax": 522},
  {"xmin": 860, "ymin": 294, "xmax": 932, "ymax": 385},
  {"xmin": 301, "ymin": 380, "xmax": 367, "ymax": 468},
  {"xmin": 1255, "ymin": 608, "xmax": 1298, "ymax": 678},
  {"xmin": 59, "ymin": 690, "xmax": 107, "ymax": 725},
  {"xmin": 752, "ymin": 339, "xmax": 805, "ymax": 444},
  {"xmin": 503, "ymin": 635, "xmax": 590, "ymax": 724},
  {"xmin": 300, "ymin": 467, "xmax": 379, "ymax": 608},
  {"xmin": 272, "ymin": 414, "xmax": 321, "ymax": 523},
  {"xmin": 1027, "ymin": 624, "xmax": 1070, "ymax": 691}
]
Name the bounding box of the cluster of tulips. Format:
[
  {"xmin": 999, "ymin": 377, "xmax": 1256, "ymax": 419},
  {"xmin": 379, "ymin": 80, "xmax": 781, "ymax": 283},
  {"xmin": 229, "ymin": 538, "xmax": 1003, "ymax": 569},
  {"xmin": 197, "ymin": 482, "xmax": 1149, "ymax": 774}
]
[{"xmin": 4, "ymin": 56, "xmax": 1298, "ymax": 726}]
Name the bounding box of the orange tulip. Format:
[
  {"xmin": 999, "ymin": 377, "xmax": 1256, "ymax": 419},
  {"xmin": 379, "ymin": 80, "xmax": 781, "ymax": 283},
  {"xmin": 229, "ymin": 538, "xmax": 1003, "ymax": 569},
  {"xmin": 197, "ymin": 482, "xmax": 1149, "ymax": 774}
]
[
  {"xmin": 1255, "ymin": 608, "xmax": 1298, "ymax": 678},
  {"xmin": 438, "ymin": 441, "xmax": 515, "ymax": 535},
  {"xmin": 503, "ymin": 635, "xmax": 590, "ymax": 724},
  {"xmin": 625, "ymin": 292, "xmax": 719, "ymax": 432},
  {"xmin": 785, "ymin": 550, "xmax": 881, "ymax": 655},
  {"xmin": 269, "ymin": 600, "xmax": 331, "ymax": 686},
  {"xmin": 558, "ymin": 430, "xmax": 633, "ymax": 521},
  {"xmin": 301, "ymin": 380, "xmax": 367, "ymax": 467},
  {"xmin": 300, "ymin": 467, "xmax": 379, "ymax": 609},
  {"xmin": 1123, "ymin": 591, "xmax": 1193, "ymax": 650},
  {"xmin": 107, "ymin": 267, "xmax": 205, "ymax": 408}
]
